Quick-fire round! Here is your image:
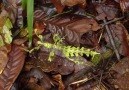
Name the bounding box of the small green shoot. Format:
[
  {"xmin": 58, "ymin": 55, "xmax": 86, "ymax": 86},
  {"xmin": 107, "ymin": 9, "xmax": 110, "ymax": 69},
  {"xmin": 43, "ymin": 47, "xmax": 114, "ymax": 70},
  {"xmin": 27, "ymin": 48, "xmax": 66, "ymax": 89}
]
[
  {"xmin": 22, "ymin": 0, "xmax": 34, "ymax": 48},
  {"xmin": 27, "ymin": 0, "xmax": 34, "ymax": 47}
]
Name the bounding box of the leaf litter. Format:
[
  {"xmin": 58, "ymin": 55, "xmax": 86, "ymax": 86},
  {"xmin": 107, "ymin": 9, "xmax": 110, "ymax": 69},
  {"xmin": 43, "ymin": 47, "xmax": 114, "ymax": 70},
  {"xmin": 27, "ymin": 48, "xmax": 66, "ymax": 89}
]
[{"xmin": 0, "ymin": 0, "xmax": 129, "ymax": 90}]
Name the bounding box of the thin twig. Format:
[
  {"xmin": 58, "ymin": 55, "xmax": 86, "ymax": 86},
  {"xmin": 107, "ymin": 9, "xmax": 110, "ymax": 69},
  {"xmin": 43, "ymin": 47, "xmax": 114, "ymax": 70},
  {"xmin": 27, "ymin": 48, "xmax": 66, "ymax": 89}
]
[
  {"xmin": 64, "ymin": 67, "xmax": 94, "ymax": 87},
  {"xmin": 98, "ymin": 29, "xmax": 104, "ymax": 44},
  {"xmin": 44, "ymin": 10, "xmax": 72, "ymax": 21},
  {"xmin": 69, "ymin": 74, "xmax": 99, "ymax": 85},
  {"xmin": 98, "ymin": 70, "xmax": 103, "ymax": 90},
  {"xmin": 100, "ymin": 17, "xmax": 124, "ymax": 27},
  {"xmin": 69, "ymin": 77, "xmax": 89, "ymax": 85},
  {"xmin": 103, "ymin": 19, "xmax": 120, "ymax": 60}
]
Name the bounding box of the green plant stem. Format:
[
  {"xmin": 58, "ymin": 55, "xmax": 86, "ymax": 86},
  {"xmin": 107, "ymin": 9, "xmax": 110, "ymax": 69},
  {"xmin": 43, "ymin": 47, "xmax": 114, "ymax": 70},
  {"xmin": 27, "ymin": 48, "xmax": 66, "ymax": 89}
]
[{"xmin": 27, "ymin": 0, "xmax": 34, "ymax": 48}]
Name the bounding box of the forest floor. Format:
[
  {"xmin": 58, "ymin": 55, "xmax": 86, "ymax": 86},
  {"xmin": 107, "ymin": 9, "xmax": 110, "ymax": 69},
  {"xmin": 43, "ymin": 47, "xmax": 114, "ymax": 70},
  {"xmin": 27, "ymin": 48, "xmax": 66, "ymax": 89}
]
[{"xmin": 0, "ymin": 0, "xmax": 129, "ymax": 90}]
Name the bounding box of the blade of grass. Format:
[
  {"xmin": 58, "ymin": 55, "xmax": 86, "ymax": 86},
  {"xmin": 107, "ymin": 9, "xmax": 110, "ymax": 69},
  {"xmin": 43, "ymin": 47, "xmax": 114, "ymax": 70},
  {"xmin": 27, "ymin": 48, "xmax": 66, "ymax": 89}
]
[
  {"xmin": 22, "ymin": 0, "xmax": 27, "ymax": 9},
  {"xmin": 27, "ymin": 0, "xmax": 34, "ymax": 47}
]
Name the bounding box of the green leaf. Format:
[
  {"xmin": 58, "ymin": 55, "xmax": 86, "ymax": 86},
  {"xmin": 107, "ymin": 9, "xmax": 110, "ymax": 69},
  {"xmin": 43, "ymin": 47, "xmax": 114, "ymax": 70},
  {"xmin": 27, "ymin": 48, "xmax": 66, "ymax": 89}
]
[
  {"xmin": 2, "ymin": 18, "xmax": 12, "ymax": 44},
  {"xmin": 48, "ymin": 51, "xmax": 55, "ymax": 62},
  {"xmin": 2, "ymin": 25, "xmax": 12, "ymax": 44},
  {"xmin": 0, "ymin": 35, "xmax": 4, "ymax": 46},
  {"xmin": 22, "ymin": 0, "xmax": 27, "ymax": 9},
  {"xmin": 91, "ymin": 54, "xmax": 101, "ymax": 65},
  {"xmin": 5, "ymin": 18, "xmax": 13, "ymax": 29},
  {"xmin": 53, "ymin": 34, "xmax": 59, "ymax": 43},
  {"xmin": 70, "ymin": 52, "xmax": 74, "ymax": 57},
  {"xmin": 27, "ymin": 0, "xmax": 34, "ymax": 47},
  {"xmin": 38, "ymin": 35, "xmax": 43, "ymax": 40},
  {"xmin": 65, "ymin": 51, "xmax": 70, "ymax": 57}
]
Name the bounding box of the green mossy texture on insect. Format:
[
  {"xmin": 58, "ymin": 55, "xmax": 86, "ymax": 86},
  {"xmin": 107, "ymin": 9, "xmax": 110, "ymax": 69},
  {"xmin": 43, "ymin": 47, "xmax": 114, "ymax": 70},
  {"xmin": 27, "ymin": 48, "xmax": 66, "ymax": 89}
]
[{"xmin": 36, "ymin": 34, "xmax": 100, "ymax": 65}]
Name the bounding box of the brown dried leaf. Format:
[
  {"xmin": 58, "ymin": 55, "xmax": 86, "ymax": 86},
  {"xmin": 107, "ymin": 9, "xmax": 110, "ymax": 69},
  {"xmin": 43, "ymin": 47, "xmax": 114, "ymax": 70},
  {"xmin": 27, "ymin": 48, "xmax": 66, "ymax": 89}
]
[
  {"xmin": 114, "ymin": 0, "xmax": 129, "ymax": 13},
  {"xmin": 105, "ymin": 0, "xmax": 120, "ymax": 7},
  {"xmin": 34, "ymin": 21, "xmax": 45, "ymax": 34},
  {"xmin": 66, "ymin": 18, "xmax": 100, "ymax": 32},
  {"xmin": 114, "ymin": 72, "xmax": 129, "ymax": 90},
  {"xmin": 25, "ymin": 82, "xmax": 45, "ymax": 90},
  {"xmin": 81, "ymin": 31, "xmax": 99, "ymax": 48},
  {"xmin": 96, "ymin": 4, "xmax": 118, "ymax": 20},
  {"xmin": 28, "ymin": 68, "xmax": 53, "ymax": 90},
  {"xmin": 19, "ymin": 77, "xmax": 45, "ymax": 90},
  {"xmin": 0, "ymin": 44, "xmax": 11, "ymax": 74},
  {"xmin": 61, "ymin": 0, "xmax": 86, "ymax": 7},
  {"xmin": 50, "ymin": 0, "xmax": 65, "ymax": 13},
  {"xmin": 34, "ymin": 9, "xmax": 48, "ymax": 22},
  {"xmin": 47, "ymin": 14, "xmax": 100, "ymax": 46},
  {"xmin": 0, "ymin": 10, "xmax": 8, "ymax": 33},
  {"xmin": 111, "ymin": 56, "xmax": 129, "ymax": 75},
  {"xmin": 53, "ymin": 74, "xmax": 65, "ymax": 90},
  {"xmin": 31, "ymin": 52, "xmax": 75, "ymax": 75},
  {"xmin": 111, "ymin": 57, "xmax": 129, "ymax": 89},
  {"xmin": 4, "ymin": 0, "xmax": 17, "ymax": 24},
  {"xmin": 34, "ymin": 8, "xmax": 100, "ymax": 46},
  {"xmin": 13, "ymin": 38, "xmax": 28, "ymax": 45},
  {"xmin": 50, "ymin": 0, "xmax": 86, "ymax": 13},
  {"xmin": 0, "ymin": 44, "xmax": 26, "ymax": 90},
  {"xmin": 16, "ymin": 72, "xmax": 46, "ymax": 90},
  {"xmin": 105, "ymin": 24, "xmax": 129, "ymax": 56},
  {"xmin": 26, "ymin": 51, "xmax": 91, "ymax": 75},
  {"xmin": 120, "ymin": 0, "xmax": 129, "ymax": 12},
  {"xmin": 0, "ymin": 10, "xmax": 8, "ymax": 24},
  {"xmin": 40, "ymin": 77, "xmax": 53, "ymax": 90},
  {"xmin": 3, "ymin": 0, "xmax": 23, "ymax": 27},
  {"xmin": 17, "ymin": 67, "xmax": 54, "ymax": 89}
]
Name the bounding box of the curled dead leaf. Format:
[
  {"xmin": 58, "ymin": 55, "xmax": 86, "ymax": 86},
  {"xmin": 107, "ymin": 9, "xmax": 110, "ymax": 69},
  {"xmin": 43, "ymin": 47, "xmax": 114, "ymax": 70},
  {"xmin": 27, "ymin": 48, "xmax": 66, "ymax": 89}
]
[
  {"xmin": 0, "ymin": 44, "xmax": 26, "ymax": 90},
  {"xmin": 46, "ymin": 14, "xmax": 100, "ymax": 46}
]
